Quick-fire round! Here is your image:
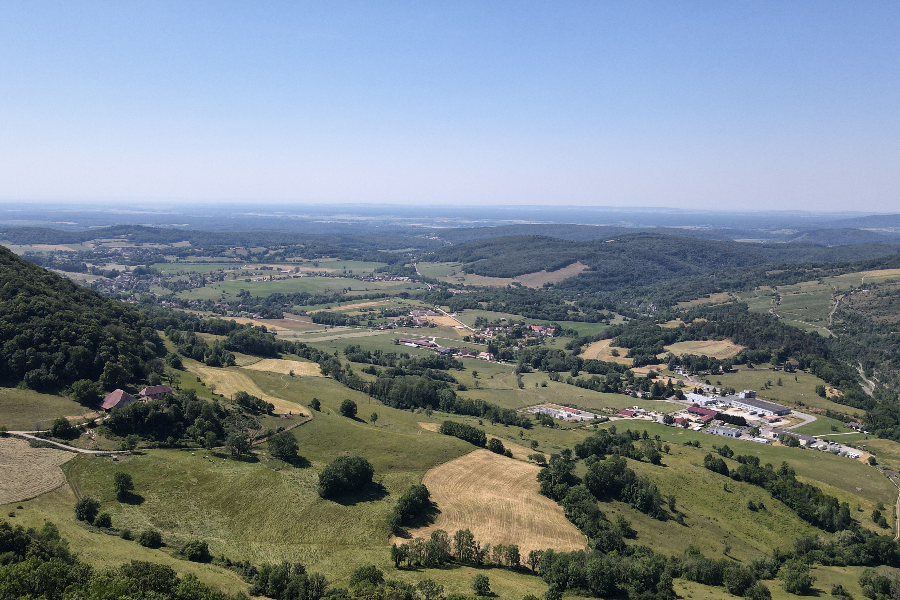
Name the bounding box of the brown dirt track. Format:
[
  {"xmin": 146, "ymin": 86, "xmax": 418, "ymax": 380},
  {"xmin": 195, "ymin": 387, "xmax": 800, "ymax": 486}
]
[{"xmin": 398, "ymin": 449, "xmax": 586, "ymax": 555}]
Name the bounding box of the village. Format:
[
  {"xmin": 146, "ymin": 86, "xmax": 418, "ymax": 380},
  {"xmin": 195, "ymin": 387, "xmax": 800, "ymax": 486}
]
[{"xmin": 525, "ymin": 386, "xmax": 867, "ymax": 461}]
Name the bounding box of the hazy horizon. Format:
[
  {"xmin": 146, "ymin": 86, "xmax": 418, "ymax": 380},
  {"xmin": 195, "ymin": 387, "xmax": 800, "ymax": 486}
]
[{"xmin": 2, "ymin": 2, "xmax": 898, "ymax": 211}]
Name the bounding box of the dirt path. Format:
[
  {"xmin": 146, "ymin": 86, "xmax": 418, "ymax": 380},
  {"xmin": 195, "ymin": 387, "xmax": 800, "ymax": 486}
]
[
  {"xmin": 857, "ymin": 363, "xmax": 876, "ymax": 397},
  {"xmin": 6, "ymin": 432, "xmax": 124, "ymax": 455},
  {"xmin": 829, "ymin": 294, "xmax": 844, "ymax": 326}
]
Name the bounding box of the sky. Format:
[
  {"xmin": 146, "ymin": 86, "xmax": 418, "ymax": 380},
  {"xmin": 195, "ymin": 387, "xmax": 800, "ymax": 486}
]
[{"xmin": 0, "ymin": 2, "xmax": 898, "ymax": 211}]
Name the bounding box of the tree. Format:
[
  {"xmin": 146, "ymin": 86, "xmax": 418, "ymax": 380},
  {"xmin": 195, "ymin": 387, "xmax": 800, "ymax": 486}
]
[
  {"xmin": 225, "ymin": 429, "xmax": 251, "ymax": 458},
  {"xmin": 417, "ymin": 579, "xmax": 444, "ymax": 600},
  {"xmin": 340, "ymin": 399, "xmax": 358, "ymax": 418},
  {"xmin": 138, "ymin": 528, "xmax": 163, "ymax": 548},
  {"xmin": 268, "ymin": 431, "xmax": 299, "ymax": 463},
  {"xmin": 486, "ymin": 438, "xmax": 506, "ymax": 455},
  {"xmin": 471, "ymin": 574, "xmax": 491, "ymax": 596},
  {"xmin": 70, "ymin": 379, "xmax": 102, "ymax": 405},
  {"xmin": 781, "ymin": 559, "xmax": 815, "ymax": 595},
  {"xmin": 50, "ymin": 417, "xmax": 77, "ymax": 440},
  {"xmin": 349, "ymin": 565, "xmax": 384, "ymax": 588},
  {"xmin": 370, "ymin": 412, "xmax": 378, "ymax": 424},
  {"xmin": 113, "ymin": 471, "xmax": 134, "ymax": 502},
  {"xmin": 74, "ymin": 497, "xmax": 100, "ymax": 524},
  {"xmin": 318, "ymin": 455, "xmax": 374, "ymax": 498},
  {"xmin": 310, "ymin": 398, "xmax": 321, "ymax": 411},
  {"xmin": 528, "ymin": 549, "xmax": 544, "ymax": 572}
]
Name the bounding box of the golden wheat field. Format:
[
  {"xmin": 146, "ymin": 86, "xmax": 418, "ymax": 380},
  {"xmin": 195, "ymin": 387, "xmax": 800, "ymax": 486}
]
[
  {"xmin": 242, "ymin": 359, "xmax": 322, "ymax": 377},
  {"xmin": 661, "ymin": 340, "xmax": 744, "ymax": 360},
  {"xmin": 0, "ymin": 437, "xmax": 74, "ymax": 505},
  {"xmin": 400, "ymin": 449, "xmax": 586, "ymax": 555}
]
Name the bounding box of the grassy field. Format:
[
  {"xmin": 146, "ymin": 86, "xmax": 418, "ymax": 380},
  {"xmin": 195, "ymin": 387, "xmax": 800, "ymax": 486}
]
[
  {"xmin": 185, "ymin": 362, "xmax": 309, "ymax": 415},
  {"xmin": 0, "ymin": 437, "xmax": 73, "ymax": 504},
  {"xmin": 176, "ymin": 276, "xmax": 420, "ymax": 302},
  {"xmin": 2, "ymin": 484, "xmax": 250, "ymax": 594},
  {"xmin": 402, "ymin": 449, "xmax": 586, "ymax": 555},
  {"xmin": 792, "ymin": 414, "xmax": 856, "ymax": 436},
  {"xmin": 0, "ymin": 387, "xmax": 96, "ymax": 430}
]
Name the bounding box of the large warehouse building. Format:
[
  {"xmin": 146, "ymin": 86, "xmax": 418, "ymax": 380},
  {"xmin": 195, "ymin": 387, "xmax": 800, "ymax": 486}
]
[{"xmin": 723, "ymin": 390, "xmax": 791, "ymax": 416}]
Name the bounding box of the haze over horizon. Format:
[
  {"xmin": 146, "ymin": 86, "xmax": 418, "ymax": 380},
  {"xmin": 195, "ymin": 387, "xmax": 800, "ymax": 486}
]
[{"xmin": 1, "ymin": 2, "xmax": 898, "ymax": 211}]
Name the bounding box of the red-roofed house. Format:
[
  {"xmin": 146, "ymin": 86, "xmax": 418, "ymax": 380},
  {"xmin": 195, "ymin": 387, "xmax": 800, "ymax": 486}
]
[
  {"xmin": 100, "ymin": 389, "xmax": 137, "ymax": 411},
  {"xmin": 618, "ymin": 409, "xmax": 635, "ymax": 417},
  {"xmin": 687, "ymin": 406, "xmax": 717, "ymax": 418},
  {"xmin": 139, "ymin": 385, "xmax": 173, "ymax": 400}
]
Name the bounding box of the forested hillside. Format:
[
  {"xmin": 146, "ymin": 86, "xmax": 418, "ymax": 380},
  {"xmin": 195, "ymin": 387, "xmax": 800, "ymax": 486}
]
[
  {"xmin": 0, "ymin": 245, "xmax": 162, "ymax": 391},
  {"xmin": 431, "ymin": 233, "xmax": 900, "ymax": 284}
]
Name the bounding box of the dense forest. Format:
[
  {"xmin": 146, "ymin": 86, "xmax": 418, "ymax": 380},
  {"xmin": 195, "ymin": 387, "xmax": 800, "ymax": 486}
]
[{"xmin": 0, "ymin": 246, "xmax": 162, "ymax": 392}]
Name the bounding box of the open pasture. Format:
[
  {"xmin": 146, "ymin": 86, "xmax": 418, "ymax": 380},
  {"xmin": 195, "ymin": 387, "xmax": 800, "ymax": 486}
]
[
  {"xmin": 662, "ymin": 339, "xmax": 744, "ymax": 360},
  {"xmin": 0, "ymin": 437, "xmax": 73, "ymax": 504},
  {"xmin": 403, "ymin": 449, "xmax": 586, "ymax": 555},
  {"xmin": 0, "ymin": 387, "xmax": 93, "ymax": 430},
  {"xmin": 438, "ymin": 262, "xmax": 589, "ymax": 289}
]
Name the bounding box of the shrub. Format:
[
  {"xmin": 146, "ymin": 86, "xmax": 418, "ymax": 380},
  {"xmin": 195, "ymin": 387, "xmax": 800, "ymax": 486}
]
[
  {"xmin": 180, "ymin": 539, "xmax": 211, "ymax": 562},
  {"xmin": 138, "ymin": 528, "xmax": 163, "ymax": 548},
  {"xmin": 95, "ymin": 513, "xmax": 112, "ymax": 528},
  {"xmin": 310, "ymin": 398, "xmax": 321, "ymax": 411},
  {"xmin": 50, "ymin": 417, "xmax": 77, "ymax": 440},
  {"xmin": 486, "ymin": 438, "xmax": 506, "ymax": 455}
]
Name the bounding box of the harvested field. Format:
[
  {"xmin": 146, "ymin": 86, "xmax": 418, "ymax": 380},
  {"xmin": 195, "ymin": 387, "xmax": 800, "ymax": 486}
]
[
  {"xmin": 226, "ymin": 318, "xmax": 291, "ymax": 331},
  {"xmin": 418, "ymin": 422, "xmax": 440, "ymax": 432},
  {"xmin": 676, "ymin": 292, "xmax": 733, "ymax": 308},
  {"xmin": 428, "ymin": 316, "xmax": 464, "ymax": 327},
  {"xmin": 243, "ymin": 359, "xmax": 322, "ymax": 377},
  {"xmin": 578, "ymin": 339, "xmax": 632, "ymax": 365},
  {"xmin": 310, "ymin": 300, "xmax": 389, "ymax": 313},
  {"xmin": 662, "ymin": 340, "xmax": 744, "ymax": 360},
  {"xmin": 441, "ymin": 262, "xmax": 590, "ymax": 289},
  {"xmin": 400, "ymin": 450, "xmax": 586, "ymax": 555},
  {"xmin": 185, "ymin": 364, "xmax": 307, "ymax": 415},
  {"xmin": 0, "ymin": 437, "xmax": 73, "ymax": 504}
]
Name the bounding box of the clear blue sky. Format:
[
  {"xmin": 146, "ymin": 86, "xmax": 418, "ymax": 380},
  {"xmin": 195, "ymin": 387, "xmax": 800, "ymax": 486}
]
[{"xmin": 1, "ymin": 1, "xmax": 897, "ymax": 210}]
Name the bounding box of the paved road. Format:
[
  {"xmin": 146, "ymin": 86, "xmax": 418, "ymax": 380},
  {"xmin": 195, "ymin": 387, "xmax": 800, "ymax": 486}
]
[
  {"xmin": 7, "ymin": 431, "xmax": 123, "ymax": 455},
  {"xmin": 784, "ymin": 411, "xmax": 817, "ymax": 430}
]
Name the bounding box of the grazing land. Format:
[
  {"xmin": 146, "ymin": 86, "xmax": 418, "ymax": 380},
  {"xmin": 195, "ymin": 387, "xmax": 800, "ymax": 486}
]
[
  {"xmin": 403, "ymin": 449, "xmax": 586, "ymax": 555},
  {"xmin": 242, "ymin": 358, "xmax": 323, "ymax": 377}
]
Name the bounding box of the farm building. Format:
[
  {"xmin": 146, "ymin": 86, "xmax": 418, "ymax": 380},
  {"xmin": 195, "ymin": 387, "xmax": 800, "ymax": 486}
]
[
  {"xmin": 722, "ymin": 390, "xmax": 791, "ymax": 416},
  {"xmin": 100, "ymin": 389, "xmax": 137, "ymax": 411},
  {"xmin": 139, "ymin": 384, "xmax": 173, "ymax": 400},
  {"xmin": 709, "ymin": 425, "xmax": 741, "ymax": 438},
  {"xmin": 529, "ymin": 404, "xmax": 597, "ymax": 422},
  {"xmin": 687, "ymin": 406, "xmax": 717, "ymax": 418}
]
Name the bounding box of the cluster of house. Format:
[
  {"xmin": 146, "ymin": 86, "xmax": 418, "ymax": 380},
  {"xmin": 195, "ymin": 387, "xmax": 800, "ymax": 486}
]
[
  {"xmin": 529, "ymin": 403, "xmax": 598, "ymax": 422},
  {"xmin": 99, "ymin": 385, "xmax": 173, "ymax": 411},
  {"xmin": 480, "ymin": 324, "xmax": 556, "ymax": 339},
  {"xmin": 768, "ymin": 427, "xmax": 862, "ymax": 458},
  {"xmin": 397, "ymin": 338, "xmax": 494, "ymax": 361}
]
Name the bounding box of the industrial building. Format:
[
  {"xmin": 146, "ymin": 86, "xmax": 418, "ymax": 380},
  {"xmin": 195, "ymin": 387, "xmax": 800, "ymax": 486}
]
[{"xmin": 723, "ymin": 390, "xmax": 791, "ymax": 416}]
